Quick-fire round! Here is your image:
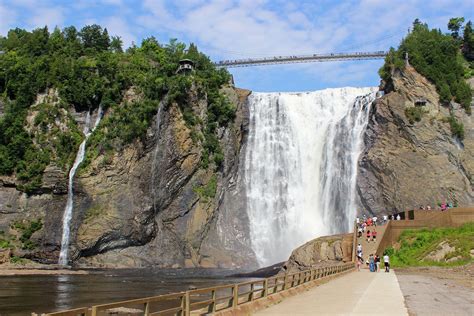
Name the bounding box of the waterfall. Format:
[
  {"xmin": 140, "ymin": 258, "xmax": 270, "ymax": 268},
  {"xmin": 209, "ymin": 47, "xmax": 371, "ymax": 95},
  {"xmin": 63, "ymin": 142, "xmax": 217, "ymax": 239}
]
[
  {"xmin": 151, "ymin": 104, "xmax": 164, "ymax": 212},
  {"xmin": 244, "ymin": 87, "xmax": 377, "ymax": 266},
  {"xmin": 59, "ymin": 106, "xmax": 103, "ymax": 265}
]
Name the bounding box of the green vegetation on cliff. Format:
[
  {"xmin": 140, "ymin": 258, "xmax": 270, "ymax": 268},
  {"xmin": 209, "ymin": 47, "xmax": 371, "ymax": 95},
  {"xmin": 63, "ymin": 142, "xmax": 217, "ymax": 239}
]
[
  {"xmin": 379, "ymin": 18, "xmax": 473, "ymax": 114},
  {"xmin": 385, "ymin": 223, "xmax": 474, "ymax": 267},
  {"xmin": 0, "ymin": 25, "xmax": 232, "ymax": 192}
]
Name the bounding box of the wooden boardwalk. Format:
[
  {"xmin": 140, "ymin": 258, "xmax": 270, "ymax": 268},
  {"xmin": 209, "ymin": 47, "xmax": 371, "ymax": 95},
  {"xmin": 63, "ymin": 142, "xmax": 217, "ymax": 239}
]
[{"xmin": 256, "ymin": 269, "xmax": 408, "ymax": 315}]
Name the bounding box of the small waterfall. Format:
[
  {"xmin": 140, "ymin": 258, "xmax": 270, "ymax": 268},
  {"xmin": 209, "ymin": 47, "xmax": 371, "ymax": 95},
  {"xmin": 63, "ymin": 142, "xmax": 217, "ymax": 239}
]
[
  {"xmin": 244, "ymin": 88, "xmax": 377, "ymax": 266},
  {"xmin": 151, "ymin": 104, "xmax": 164, "ymax": 212},
  {"xmin": 59, "ymin": 106, "xmax": 103, "ymax": 265}
]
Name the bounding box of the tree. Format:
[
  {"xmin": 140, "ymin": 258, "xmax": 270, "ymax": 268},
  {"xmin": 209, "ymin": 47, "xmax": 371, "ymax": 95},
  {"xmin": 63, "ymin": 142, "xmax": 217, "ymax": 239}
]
[
  {"xmin": 448, "ymin": 17, "xmax": 465, "ymax": 39},
  {"xmin": 79, "ymin": 24, "xmax": 110, "ymax": 51},
  {"xmin": 463, "ymin": 21, "xmax": 474, "ymax": 61},
  {"xmin": 110, "ymin": 36, "xmax": 123, "ymax": 53}
]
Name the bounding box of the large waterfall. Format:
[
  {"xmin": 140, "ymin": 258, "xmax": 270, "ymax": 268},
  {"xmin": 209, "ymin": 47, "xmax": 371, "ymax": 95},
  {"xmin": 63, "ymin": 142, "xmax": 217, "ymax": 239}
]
[
  {"xmin": 59, "ymin": 106, "xmax": 103, "ymax": 265},
  {"xmin": 244, "ymin": 87, "xmax": 377, "ymax": 266}
]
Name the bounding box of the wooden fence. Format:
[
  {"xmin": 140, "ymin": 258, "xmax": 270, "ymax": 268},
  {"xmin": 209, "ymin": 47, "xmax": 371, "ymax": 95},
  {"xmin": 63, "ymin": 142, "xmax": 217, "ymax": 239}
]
[{"xmin": 36, "ymin": 263, "xmax": 354, "ymax": 316}]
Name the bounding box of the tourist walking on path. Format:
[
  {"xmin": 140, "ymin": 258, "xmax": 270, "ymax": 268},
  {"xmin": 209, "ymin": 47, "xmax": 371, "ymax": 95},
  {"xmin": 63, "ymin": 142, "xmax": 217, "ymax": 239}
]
[
  {"xmin": 356, "ymin": 256, "xmax": 363, "ymax": 271},
  {"xmin": 372, "ymin": 230, "xmax": 377, "ymax": 242},
  {"xmin": 384, "ymin": 254, "xmax": 390, "ymax": 272},
  {"xmin": 369, "ymin": 254, "xmax": 375, "ymax": 272},
  {"xmin": 375, "ymin": 255, "xmax": 381, "ymax": 272},
  {"xmin": 366, "ymin": 230, "xmax": 371, "ymax": 242}
]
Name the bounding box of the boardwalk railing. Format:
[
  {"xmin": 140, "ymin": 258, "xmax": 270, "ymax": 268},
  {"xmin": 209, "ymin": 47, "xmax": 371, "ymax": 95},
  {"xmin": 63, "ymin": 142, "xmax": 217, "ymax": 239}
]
[{"xmin": 37, "ymin": 263, "xmax": 354, "ymax": 316}]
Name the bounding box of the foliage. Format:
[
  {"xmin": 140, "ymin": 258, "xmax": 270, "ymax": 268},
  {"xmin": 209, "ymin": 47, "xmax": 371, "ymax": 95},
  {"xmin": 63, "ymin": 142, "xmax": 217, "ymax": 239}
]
[
  {"xmin": 388, "ymin": 223, "xmax": 474, "ymax": 267},
  {"xmin": 447, "ymin": 17, "xmax": 465, "ymax": 39},
  {"xmin": 463, "ymin": 21, "xmax": 474, "ymax": 61},
  {"xmin": 447, "ymin": 115, "xmax": 465, "ymax": 140},
  {"xmin": 404, "ymin": 107, "xmax": 425, "ymax": 124},
  {"xmin": 0, "ymin": 25, "xmax": 233, "ymax": 188},
  {"xmin": 379, "ymin": 18, "xmax": 473, "ymax": 113},
  {"xmin": 11, "ymin": 219, "xmax": 43, "ymax": 250},
  {"xmin": 193, "ymin": 175, "xmax": 218, "ymax": 202}
]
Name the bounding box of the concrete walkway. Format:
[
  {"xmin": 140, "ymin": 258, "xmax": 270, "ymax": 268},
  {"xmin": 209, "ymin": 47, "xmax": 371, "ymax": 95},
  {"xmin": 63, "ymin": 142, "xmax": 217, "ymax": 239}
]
[{"xmin": 256, "ymin": 269, "xmax": 408, "ymax": 315}]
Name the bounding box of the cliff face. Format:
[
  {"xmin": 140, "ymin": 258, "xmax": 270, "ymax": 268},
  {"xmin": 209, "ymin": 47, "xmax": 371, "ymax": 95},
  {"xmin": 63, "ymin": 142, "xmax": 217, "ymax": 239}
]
[
  {"xmin": 358, "ymin": 65, "xmax": 474, "ymax": 215},
  {"xmin": 0, "ymin": 86, "xmax": 257, "ymax": 269}
]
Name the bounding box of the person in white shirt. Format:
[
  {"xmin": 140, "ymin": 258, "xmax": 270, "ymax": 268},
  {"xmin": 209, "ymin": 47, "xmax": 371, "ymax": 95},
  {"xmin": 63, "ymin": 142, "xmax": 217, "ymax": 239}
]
[
  {"xmin": 383, "ymin": 254, "xmax": 390, "ymax": 272},
  {"xmin": 396, "ymin": 214, "xmax": 401, "ymax": 220},
  {"xmin": 372, "ymin": 216, "xmax": 377, "ymax": 226},
  {"xmin": 383, "ymin": 215, "xmax": 388, "ymax": 223}
]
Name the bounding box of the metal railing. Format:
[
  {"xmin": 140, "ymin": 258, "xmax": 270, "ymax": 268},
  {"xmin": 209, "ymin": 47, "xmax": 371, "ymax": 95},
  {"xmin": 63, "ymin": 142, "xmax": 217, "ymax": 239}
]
[
  {"xmin": 37, "ymin": 262, "xmax": 354, "ymax": 316},
  {"xmin": 214, "ymin": 51, "xmax": 387, "ymax": 68}
]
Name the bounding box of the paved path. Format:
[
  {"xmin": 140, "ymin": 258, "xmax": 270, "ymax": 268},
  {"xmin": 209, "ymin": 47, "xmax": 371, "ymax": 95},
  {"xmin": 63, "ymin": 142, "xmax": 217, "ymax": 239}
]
[{"xmin": 256, "ymin": 269, "xmax": 408, "ymax": 315}]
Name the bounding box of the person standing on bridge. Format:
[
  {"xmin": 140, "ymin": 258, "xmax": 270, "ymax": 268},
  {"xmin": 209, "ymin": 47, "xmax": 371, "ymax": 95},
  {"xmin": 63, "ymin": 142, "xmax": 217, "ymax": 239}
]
[{"xmin": 384, "ymin": 253, "xmax": 390, "ymax": 272}]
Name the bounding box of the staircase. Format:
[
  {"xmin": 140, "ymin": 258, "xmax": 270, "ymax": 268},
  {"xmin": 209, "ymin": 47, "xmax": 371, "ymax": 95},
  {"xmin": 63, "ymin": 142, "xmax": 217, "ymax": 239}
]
[{"xmin": 355, "ymin": 223, "xmax": 388, "ymax": 262}]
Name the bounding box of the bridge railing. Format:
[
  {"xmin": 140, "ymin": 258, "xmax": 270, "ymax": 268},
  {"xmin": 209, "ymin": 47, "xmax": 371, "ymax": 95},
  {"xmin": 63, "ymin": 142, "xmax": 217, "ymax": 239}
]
[{"xmin": 37, "ymin": 262, "xmax": 354, "ymax": 316}]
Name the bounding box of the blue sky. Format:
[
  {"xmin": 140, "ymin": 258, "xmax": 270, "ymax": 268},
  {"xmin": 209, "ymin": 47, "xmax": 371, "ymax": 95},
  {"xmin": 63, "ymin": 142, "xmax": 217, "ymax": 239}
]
[{"xmin": 1, "ymin": 0, "xmax": 473, "ymax": 92}]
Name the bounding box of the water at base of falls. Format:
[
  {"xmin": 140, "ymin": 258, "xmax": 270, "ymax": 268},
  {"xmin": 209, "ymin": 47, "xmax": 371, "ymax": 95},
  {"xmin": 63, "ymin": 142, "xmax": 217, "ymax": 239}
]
[
  {"xmin": 244, "ymin": 87, "xmax": 377, "ymax": 266},
  {"xmin": 59, "ymin": 107, "xmax": 103, "ymax": 265}
]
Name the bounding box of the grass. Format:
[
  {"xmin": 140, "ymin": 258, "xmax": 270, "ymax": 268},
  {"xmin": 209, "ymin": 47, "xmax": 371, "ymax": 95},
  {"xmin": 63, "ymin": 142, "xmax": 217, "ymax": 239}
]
[{"xmin": 385, "ymin": 222, "xmax": 474, "ymax": 267}]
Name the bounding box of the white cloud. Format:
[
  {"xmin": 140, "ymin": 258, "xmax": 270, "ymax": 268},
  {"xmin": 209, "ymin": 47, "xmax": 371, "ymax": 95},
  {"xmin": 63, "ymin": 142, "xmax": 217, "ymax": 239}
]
[
  {"xmin": 103, "ymin": 16, "xmax": 137, "ymax": 48},
  {"xmin": 0, "ymin": 3, "xmax": 17, "ymax": 35},
  {"xmin": 30, "ymin": 7, "xmax": 65, "ymax": 29}
]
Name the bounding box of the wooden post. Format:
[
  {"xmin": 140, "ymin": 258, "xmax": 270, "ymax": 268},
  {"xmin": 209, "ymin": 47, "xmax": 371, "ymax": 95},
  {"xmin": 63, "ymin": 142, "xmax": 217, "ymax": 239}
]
[
  {"xmin": 249, "ymin": 283, "xmax": 254, "ymax": 301},
  {"xmin": 232, "ymin": 284, "xmax": 239, "ymax": 307},
  {"xmin": 185, "ymin": 291, "xmax": 190, "ymax": 316},
  {"xmin": 91, "ymin": 307, "xmax": 98, "ymax": 316},
  {"xmin": 180, "ymin": 294, "xmax": 185, "ymax": 316},
  {"xmin": 283, "ymin": 274, "xmax": 287, "ymax": 290},
  {"xmin": 210, "ymin": 289, "xmax": 216, "ymax": 313},
  {"xmin": 144, "ymin": 301, "xmax": 150, "ymax": 316},
  {"xmin": 263, "ymin": 279, "xmax": 268, "ymax": 297}
]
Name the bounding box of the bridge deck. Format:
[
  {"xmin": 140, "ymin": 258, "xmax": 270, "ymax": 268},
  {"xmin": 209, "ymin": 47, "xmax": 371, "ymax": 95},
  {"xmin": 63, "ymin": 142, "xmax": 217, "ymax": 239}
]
[
  {"xmin": 215, "ymin": 51, "xmax": 387, "ymax": 68},
  {"xmin": 255, "ymin": 269, "xmax": 408, "ymax": 315}
]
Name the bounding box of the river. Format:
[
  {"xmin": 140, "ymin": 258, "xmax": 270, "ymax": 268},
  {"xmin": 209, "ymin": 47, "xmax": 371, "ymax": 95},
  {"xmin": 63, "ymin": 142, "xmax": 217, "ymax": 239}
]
[{"xmin": 0, "ymin": 269, "xmax": 256, "ymax": 315}]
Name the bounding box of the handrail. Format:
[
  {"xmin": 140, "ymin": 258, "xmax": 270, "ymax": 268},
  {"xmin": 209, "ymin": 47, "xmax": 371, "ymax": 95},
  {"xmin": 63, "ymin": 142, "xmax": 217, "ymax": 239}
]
[{"xmin": 37, "ymin": 262, "xmax": 354, "ymax": 316}]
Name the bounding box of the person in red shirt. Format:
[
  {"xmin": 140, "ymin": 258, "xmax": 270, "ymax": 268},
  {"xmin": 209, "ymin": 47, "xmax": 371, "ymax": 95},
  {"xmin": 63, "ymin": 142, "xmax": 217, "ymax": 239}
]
[
  {"xmin": 372, "ymin": 230, "xmax": 377, "ymax": 242},
  {"xmin": 366, "ymin": 230, "xmax": 371, "ymax": 242}
]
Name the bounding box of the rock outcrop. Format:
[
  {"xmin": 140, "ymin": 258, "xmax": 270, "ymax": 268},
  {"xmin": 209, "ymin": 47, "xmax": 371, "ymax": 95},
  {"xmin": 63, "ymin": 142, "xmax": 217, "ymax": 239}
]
[
  {"xmin": 281, "ymin": 234, "xmax": 353, "ymax": 274},
  {"xmin": 358, "ymin": 65, "xmax": 474, "ymax": 215}
]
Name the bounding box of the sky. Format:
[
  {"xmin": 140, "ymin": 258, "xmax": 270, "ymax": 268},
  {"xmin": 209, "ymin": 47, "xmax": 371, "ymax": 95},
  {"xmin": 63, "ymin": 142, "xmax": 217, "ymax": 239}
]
[{"xmin": 1, "ymin": 0, "xmax": 473, "ymax": 92}]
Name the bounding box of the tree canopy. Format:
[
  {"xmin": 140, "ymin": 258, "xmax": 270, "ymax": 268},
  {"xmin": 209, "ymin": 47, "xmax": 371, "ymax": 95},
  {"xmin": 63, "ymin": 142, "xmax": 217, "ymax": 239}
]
[
  {"xmin": 379, "ymin": 18, "xmax": 473, "ymax": 114},
  {"xmin": 0, "ymin": 25, "xmax": 232, "ymax": 192}
]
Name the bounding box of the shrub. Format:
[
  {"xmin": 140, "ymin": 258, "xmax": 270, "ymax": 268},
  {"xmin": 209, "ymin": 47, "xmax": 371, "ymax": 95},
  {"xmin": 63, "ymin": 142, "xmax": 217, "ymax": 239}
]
[{"xmin": 405, "ymin": 107, "xmax": 425, "ymax": 124}]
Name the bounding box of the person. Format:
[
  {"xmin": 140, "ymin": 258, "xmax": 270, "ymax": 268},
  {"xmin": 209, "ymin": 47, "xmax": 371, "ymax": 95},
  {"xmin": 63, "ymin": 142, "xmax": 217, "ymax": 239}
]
[
  {"xmin": 383, "ymin": 253, "xmax": 390, "ymax": 272},
  {"xmin": 356, "ymin": 217, "xmax": 360, "ymax": 225},
  {"xmin": 383, "ymin": 214, "xmax": 388, "ymax": 224},
  {"xmin": 357, "ymin": 256, "xmax": 363, "ymax": 271},
  {"xmin": 441, "ymin": 202, "xmax": 447, "ymax": 211},
  {"xmin": 372, "ymin": 229, "xmax": 377, "ymax": 242},
  {"xmin": 369, "ymin": 254, "xmax": 375, "ymax": 272},
  {"xmin": 366, "ymin": 230, "xmax": 371, "ymax": 242},
  {"xmin": 426, "ymin": 205, "xmax": 431, "ymax": 211},
  {"xmin": 375, "ymin": 255, "xmax": 381, "ymax": 272},
  {"xmin": 357, "ymin": 243, "xmax": 362, "ymax": 253},
  {"xmin": 357, "ymin": 226, "xmax": 363, "ymax": 238},
  {"xmin": 372, "ymin": 216, "xmax": 377, "ymax": 227},
  {"xmin": 396, "ymin": 214, "xmax": 401, "ymax": 220},
  {"xmin": 367, "ymin": 217, "xmax": 373, "ymax": 226}
]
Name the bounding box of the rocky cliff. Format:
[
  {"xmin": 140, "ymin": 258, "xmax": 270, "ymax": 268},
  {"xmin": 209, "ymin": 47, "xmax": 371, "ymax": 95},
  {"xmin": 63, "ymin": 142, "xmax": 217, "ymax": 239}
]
[
  {"xmin": 0, "ymin": 86, "xmax": 257, "ymax": 269},
  {"xmin": 358, "ymin": 65, "xmax": 474, "ymax": 214}
]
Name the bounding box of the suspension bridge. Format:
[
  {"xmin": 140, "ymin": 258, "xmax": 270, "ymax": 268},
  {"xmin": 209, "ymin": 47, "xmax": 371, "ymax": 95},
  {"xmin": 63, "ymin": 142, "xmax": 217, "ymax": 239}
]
[{"xmin": 215, "ymin": 51, "xmax": 387, "ymax": 68}]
